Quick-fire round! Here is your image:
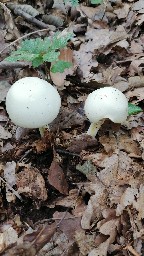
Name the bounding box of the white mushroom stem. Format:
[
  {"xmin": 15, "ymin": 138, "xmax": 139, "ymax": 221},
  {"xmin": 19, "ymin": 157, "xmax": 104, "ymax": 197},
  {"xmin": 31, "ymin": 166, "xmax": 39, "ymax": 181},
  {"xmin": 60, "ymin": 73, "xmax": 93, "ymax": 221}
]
[
  {"xmin": 87, "ymin": 119, "xmax": 105, "ymax": 137},
  {"xmin": 39, "ymin": 125, "xmax": 49, "ymax": 137}
]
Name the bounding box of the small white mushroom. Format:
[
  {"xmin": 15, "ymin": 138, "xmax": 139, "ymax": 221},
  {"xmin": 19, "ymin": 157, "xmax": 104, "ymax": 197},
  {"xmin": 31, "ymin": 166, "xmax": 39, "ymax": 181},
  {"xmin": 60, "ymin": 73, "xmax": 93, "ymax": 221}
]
[
  {"xmin": 6, "ymin": 77, "xmax": 61, "ymax": 135},
  {"xmin": 84, "ymin": 87, "xmax": 128, "ymax": 137}
]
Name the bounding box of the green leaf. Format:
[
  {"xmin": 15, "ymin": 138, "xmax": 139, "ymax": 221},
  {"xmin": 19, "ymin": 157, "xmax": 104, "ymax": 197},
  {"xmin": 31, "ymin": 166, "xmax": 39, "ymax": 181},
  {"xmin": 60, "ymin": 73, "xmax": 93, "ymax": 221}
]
[
  {"xmin": 51, "ymin": 60, "xmax": 72, "ymax": 73},
  {"xmin": 128, "ymin": 103, "xmax": 143, "ymax": 116},
  {"xmin": 43, "ymin": 51, "xmax": 60, "ymax": 62},
  {"xmin": 32, "ymin": 56, "xmax": 44, "ymax": 67},
  {"xmin": 51, "ymin": 32, "xmax": 74, "ymax": 50},
  {"xmin": 6, "ymin": 52, "xmax": 39, "ymax": 62},
  {"xmin": 91, "ymin": 0, "xmax": 103, "ymax": 4},
  {"xmin": 64, "ymin": 0, "xmax": 79, "ymax": 6}
]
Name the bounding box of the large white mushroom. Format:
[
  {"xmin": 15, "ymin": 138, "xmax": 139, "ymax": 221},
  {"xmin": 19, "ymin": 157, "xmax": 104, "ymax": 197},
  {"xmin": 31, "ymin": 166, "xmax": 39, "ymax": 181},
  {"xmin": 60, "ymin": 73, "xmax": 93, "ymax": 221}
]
[
  {"xmin": 84, "ymin": 87, "xmax": 128, "ymax": 137},
  {"xmin": 6, "ymin": 77, "xmax": 61, "ymax": 135}
]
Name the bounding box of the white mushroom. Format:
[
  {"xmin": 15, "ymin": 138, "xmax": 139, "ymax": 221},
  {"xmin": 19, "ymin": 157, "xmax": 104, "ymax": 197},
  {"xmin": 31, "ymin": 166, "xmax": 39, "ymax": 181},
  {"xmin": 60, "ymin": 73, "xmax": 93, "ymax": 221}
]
[
  {"xmin": 6, "ymin": 77, "xmax": 61, "ymax": 135},
  {"xmin": 84, "ymin": 87, "xmax": 128, "ymax": 137}
]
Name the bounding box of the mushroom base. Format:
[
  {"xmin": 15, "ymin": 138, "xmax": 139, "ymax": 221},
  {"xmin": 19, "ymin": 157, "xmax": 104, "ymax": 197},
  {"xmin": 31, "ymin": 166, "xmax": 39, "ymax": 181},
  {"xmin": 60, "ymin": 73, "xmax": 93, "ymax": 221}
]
[
  {"xmin": 87, "ymin": 120, "xmax": 105, "ymax": 137},
  {"xmin": 39, "ymin": 125, "xmax": 50, "ymax": 137}
]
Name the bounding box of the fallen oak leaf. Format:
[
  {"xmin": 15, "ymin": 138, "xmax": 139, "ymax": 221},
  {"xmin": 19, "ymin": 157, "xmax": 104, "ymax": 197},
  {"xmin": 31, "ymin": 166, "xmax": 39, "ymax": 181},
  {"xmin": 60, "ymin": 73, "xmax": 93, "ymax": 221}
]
[{"xmin": 48, "ymin": 161, "xmax": 69, "ymax": 195}]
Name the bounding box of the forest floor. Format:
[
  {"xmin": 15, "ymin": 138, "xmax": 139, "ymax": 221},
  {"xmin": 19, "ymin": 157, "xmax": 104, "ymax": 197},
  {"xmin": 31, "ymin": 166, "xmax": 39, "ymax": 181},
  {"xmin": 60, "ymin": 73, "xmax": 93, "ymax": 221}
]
[{"xmin": 0, "ymin": 0, "xmax": 144, "ymax": 255}]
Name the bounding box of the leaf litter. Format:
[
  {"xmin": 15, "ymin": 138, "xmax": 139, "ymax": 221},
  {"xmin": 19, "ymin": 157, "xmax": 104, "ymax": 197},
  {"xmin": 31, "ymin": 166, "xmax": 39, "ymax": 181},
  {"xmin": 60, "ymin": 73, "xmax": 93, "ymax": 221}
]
[{"xmin": 0, "ymin": 0, "xmax": 143, "ymax": 255}]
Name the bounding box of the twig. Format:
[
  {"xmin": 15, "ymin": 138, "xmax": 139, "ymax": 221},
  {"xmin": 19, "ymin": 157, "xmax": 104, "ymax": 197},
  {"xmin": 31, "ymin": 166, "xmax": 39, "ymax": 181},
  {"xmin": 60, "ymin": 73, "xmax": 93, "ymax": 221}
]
[
  {"xmin": 0, "ymin": 176, "xmax": 23, "ymax": 201},
  {"xmin": 56, "ymin": 148, "xmax": 80, "ymax": 157},
  {"xmin": 19, "ymin": 149, "xmax": 32, "ymax": 162},
  {"xmin": 11, "ymin": 8, "xmax": 53, "ymax": 29},
  {"xmin": 0, "ymin": 28, "xmax": 52, "ymax": 55},
  {"xmin": 124, "ymin": 245, "xmax": 140, "ymax": 256},
  {"xmin": 56, "ymin": 208, "xmax": 69, "ymax": 227},
  {"xmin": 0, "ymin": 61, "xmax": 30, "ymax": 69}
]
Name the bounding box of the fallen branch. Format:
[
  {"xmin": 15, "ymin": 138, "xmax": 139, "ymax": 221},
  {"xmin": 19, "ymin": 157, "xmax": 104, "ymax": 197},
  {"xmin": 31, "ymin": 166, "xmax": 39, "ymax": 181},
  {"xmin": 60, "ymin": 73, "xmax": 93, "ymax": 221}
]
[
  {"xmin": 124, "ymin": 245, "xmax": 140, "ymax": 256},
  {"xmin": 0, "ymin": 60, "xmax": 30, "ymax": 69}
]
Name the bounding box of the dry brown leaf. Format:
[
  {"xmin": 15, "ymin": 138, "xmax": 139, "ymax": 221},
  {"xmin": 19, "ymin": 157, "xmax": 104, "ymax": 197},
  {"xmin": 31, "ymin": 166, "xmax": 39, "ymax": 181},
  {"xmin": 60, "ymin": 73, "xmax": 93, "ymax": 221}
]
[
  {"xmin": 0, "ymin": 125, "xmax": 12, "ymax": 139},
  {"xmin": 116, "ymin": 187, "xmax": 138, "ymax": 216},
  {"xmin": 4, "ymin": 223, "xmax": 56, "ymax": 256},
  {"xmin": 126, "ymin": 87, "xmax": 144, "ymax": 102},
  {"xmin": 130, "ymin": 40, "xmax": 143, "ymax": 54},
  {"xmin": 79, "ymin": 5, "xmax": 105, "ymax": 21},
  {"xmin": 0, "ymin": 80, "xmax": 11, "ymax": 103},
  {"xmin": 73, "ymin": 26, "xmax": 127, "ymax": 83},
  {"xmin": 129, "ymin": 59, "xmax": 144, "ymax": 76},
  {"xmin": 132, "ymin": 0, "xmax": 144, "ymax": 12},
  {"xmin": 102, "ymin": 66, "xmax": 125, "ymax": 87},
  {"xmin": 88, "ymin": 239, "xmax": 110, "ymax": 256},
  {"xmin": 17, "ymin": 167, "xmax": 48, "ymax": 201},
  {"xmin": 73, "ymin": 44, "xmax": 98, "ymax": 82},
  {"xmin": 48, "ymin": 161, "xmax": 69, "ymax": 195},
  {"xmin": 114, "ymin": 3, "xmax": 130, "ymax": 19},
  {"xmin": 0, "ymin": 2, "xmax": 20, "ymax": 40},
  {"xmin": 98, "ymin": 218, "xmax": 120, "ymax": 237},
  {"xmin": 67, "ymin": 134, "xmax": 97, "ymax": 153},
  {"xmin": 134, "ymin": 185, "xmax": 144, "ymax": 220},
  {"xmin": 53, "ymin": 211, "xmax": 82, "ymax": 241},
  {"xmin": 24, "ymin": 223, "xmax": 56, "ymax": 254},
  {"xmin": 50, "ymin": 48, "xmax": 74, "ymax": 89},
  {"xmin": 0, "ymin": 224, "xmax": 18, "ymax": 254},
  {"xmin": 4, "ymin": 161, "xmax": 16, "ymax": 202},
  {"xmin": 88, "ymin": 217, "xmax": 120, "ymax": 255},
  {"xmin": 81, "ymin": 180, "xmax": 108, "ymax": 229},
  {"xmin": 97, "ymin": 153, "xmax": 119, "ymax": 187},
  {"xmin": 118, "ymin": 134, "xmax": 141, "ymax": 157},
  {"xmin": 128, "ymin": 76, "xmax": 144, "ymax": 88},
  {"xmin": 75, "ymin": 230, "xmax": 96, "ymax": 256},
  {"xmin": 99, "ymin": 134, "xmax": 118, "ymax": 154}
]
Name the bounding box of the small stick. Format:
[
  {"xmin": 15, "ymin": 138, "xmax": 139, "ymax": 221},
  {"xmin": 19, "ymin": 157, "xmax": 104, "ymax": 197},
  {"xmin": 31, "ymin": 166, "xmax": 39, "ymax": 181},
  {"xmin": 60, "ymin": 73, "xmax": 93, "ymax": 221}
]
[
  {"xmin": 56, "ymin": 148, "xmax": 80, "ymax": 157},
  {"xmin": 0, "ymin": 176, "xmax": 23, "ymax": 201},
  {"xmin": 0, "ymin": 61, "xmax": 30, "ymax": 69},
  {"xmin": 0, "ymin": 28, "xmax": 52, "ymax": 55},
  {"xmin": 124, "ymin": 245, "xmax": 140, "ymax": 256}
]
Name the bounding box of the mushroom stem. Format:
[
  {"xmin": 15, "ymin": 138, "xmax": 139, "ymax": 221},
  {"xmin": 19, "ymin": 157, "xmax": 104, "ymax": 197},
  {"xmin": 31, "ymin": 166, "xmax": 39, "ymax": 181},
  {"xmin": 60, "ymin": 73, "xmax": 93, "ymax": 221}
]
[
  {"xmin": 87, "ymin": 119, "xmax": 105, "ymax": 137},
  {"xmin": 39, "ymin": 125, "xmax": 49, "ymax": 137}
]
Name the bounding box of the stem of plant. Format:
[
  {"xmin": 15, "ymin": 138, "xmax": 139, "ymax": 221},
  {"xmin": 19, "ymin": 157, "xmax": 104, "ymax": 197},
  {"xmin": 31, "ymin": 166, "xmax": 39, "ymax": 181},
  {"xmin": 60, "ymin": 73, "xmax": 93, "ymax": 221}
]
[{"xmin": 87, "ymin": 119, "xmax": 105, "ymax": 138}]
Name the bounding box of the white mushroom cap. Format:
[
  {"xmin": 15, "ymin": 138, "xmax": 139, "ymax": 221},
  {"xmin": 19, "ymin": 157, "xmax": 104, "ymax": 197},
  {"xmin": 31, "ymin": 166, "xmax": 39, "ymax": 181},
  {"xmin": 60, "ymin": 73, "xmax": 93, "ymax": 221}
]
[
  {"xmin": 6, "ymin": 77, "xmax": 61, "ymax": 128},
  {"xmin": 84, "ymin": 87, "xmax": 128, "ymax": 124}
]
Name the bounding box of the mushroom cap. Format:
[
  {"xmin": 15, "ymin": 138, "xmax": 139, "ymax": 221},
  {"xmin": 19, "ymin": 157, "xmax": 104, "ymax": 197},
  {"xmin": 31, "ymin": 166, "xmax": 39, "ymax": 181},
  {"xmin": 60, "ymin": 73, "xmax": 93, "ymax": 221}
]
[
  {"xmin": 6, "ymin": 77, "xmax": 61, "ymax": 128},
  {"xmin": 84, "ymin": 87, "xmax": 128, "ymax": 123}
]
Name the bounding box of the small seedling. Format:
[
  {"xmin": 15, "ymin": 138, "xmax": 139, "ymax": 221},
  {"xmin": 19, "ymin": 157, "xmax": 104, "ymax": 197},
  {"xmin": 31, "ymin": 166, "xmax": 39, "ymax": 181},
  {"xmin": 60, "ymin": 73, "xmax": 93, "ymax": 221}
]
[{"xmin": 5, "ymin": 32, "xmax": 74, "ymax": 73}]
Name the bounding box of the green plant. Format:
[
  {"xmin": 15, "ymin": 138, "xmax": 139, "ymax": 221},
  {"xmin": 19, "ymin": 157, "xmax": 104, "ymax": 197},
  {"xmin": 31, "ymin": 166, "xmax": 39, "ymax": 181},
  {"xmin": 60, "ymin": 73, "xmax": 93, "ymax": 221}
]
[
  {"xmin": 5, "ymin": 32, "xmax": 74, "ymax": 73},
  {"xmin": 64, "ymin": 0, "xmax": 79, "ymax": 6},
  {"xmin": 128, "ymin": 103, "xmax": 143, "ymax": 116},
  {"xmin": 91, "ymin": 0, "xmax": 103, "ymax": 4},
  {"xmin": 63, "ymin": 0, "xmax": 103, "ymax": 6}
]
